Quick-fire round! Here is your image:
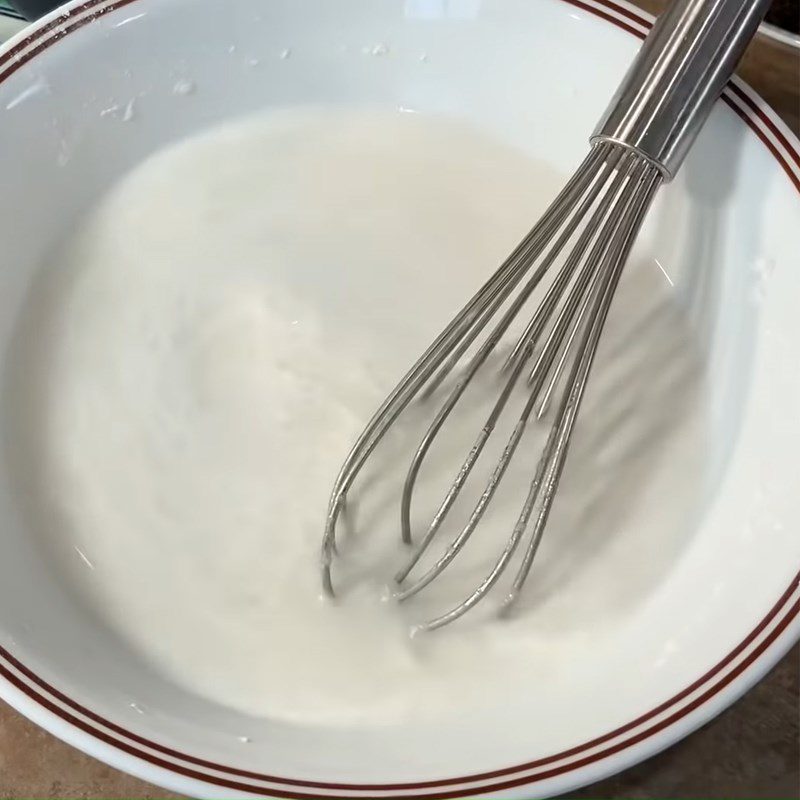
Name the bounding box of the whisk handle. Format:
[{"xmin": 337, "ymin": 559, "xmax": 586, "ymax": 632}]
[{"xmin": 591, "ymin": 0, "xmax": 771, "ymax": 179}]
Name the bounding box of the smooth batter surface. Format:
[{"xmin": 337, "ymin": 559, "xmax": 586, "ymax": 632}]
[{"xmin": 12, "ymin": 109, "xmax": 708, "ymax": 725}]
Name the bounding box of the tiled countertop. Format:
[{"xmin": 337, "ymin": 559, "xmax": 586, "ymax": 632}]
[{"xmin": 0, "ymin": 1, "xmax": 798, "ymax": 798}]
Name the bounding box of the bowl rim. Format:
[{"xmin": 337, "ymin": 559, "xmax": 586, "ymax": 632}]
[
  {"xmin": 0, "ymin": 0, "xmax": 798, "ymax": 797},
  {"xmin": 758, "ymin": 19, "xmax": 800, "ymax": 50}
]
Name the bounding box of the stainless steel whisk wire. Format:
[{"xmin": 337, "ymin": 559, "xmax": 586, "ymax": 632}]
[{"xmin": 321, "ymin": 0, "xmax": 772, "ymax": 630}]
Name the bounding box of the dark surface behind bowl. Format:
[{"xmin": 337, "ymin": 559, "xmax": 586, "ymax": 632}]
[{"xmin": 765, "ymin": 0, "xmax": 800, "ymax": 33}]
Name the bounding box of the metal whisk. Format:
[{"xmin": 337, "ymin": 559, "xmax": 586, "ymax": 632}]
[{"xmin": 321, "ymin": 0, "xmax": 770, "ymax": 631}]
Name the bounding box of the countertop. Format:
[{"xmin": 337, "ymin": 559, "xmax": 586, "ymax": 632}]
[{"xmin": 1, "ymin": 0, "xmax": 799, "ymax": 798}]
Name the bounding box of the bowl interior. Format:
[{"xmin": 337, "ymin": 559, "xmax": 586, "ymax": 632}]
[{"xmin": 0, "ymin": 0, "xmax": 798, "ymax": 792}]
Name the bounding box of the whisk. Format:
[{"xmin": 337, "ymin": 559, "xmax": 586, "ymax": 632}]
[{"xmin": 321, "ymin": 0, "xmax": 770, "ymax": 631}]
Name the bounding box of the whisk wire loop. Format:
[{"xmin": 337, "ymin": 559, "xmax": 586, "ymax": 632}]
[{"xmin": 322, "ymin": 144, "xmax": 663, "ymax": 628}]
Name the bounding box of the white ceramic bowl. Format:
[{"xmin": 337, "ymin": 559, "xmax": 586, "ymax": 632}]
[{"xmin": 0, "ymin": 0, "xmax": 799, "ymax": 797}]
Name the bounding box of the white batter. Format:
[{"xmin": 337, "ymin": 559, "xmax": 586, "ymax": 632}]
[{"xmin": 15, "ymin": 109, "xmax": 708, "ymax": 725}]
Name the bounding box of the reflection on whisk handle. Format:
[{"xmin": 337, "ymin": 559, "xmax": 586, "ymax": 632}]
[{"xmin": 592, "ymin": 0, "xmax": 771, "ymax": 179}]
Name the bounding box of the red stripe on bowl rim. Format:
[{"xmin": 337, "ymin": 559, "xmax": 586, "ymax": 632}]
[
  {"xmin": 0, "ymin": 0, "xmax": 798, "ymax": 796},
  {"xmin": 1, "ymin": 579, "xmax": 796, "ymax": 797}
]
